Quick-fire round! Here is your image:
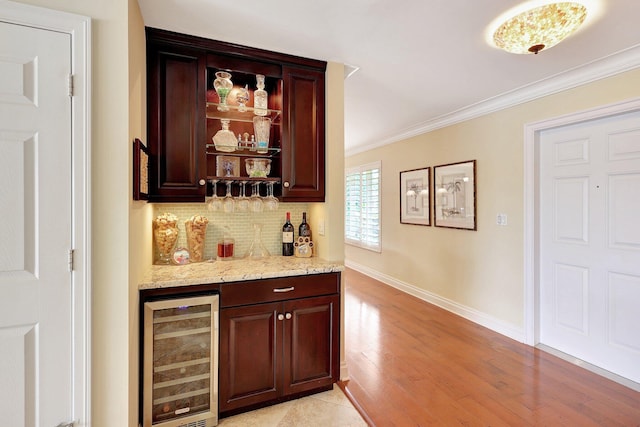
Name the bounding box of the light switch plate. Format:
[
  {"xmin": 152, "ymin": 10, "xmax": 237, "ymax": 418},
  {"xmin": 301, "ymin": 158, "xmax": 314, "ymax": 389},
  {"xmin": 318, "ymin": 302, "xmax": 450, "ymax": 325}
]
[{"xmin": 496, "ymin": 213, "xmax": 508, "ymax": 226}]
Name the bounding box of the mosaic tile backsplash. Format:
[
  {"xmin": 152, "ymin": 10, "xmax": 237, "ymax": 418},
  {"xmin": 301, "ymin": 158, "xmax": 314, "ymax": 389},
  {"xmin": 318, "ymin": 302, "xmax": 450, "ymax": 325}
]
[{"xmin": 152, "ymin": 203, "xmax": 309, "ymax": 262}]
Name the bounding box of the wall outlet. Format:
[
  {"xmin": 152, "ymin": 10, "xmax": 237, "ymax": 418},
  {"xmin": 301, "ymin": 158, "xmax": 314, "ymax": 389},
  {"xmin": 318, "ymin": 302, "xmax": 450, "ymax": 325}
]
[
  {"xmin": 318, "ymin": 219, "xmax": 325, "ymax": 236},
  {"xmin": 496, "ymin": 213, "xmax": 508, "ymax": 226}
]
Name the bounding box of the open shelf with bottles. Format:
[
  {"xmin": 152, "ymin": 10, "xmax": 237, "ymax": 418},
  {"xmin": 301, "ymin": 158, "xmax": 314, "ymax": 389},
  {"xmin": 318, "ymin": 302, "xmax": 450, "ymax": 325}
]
[
  {"xmin": 206, "ymin": 102, "xmax": 281, "ymax": 123},
  {"xmin": 205, "ymin": 145, "xmax": 280, "ymax": 157},
  {"xmin": 206, "ymin": 63, "xmax": 284, "ymax": 199}
]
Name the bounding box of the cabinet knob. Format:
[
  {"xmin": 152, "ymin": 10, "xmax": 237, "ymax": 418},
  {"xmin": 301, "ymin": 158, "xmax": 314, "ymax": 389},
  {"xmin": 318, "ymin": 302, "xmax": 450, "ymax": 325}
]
[
  {"xmin": 285, "ymin": 312, "xmax": 292, "ymax": 320},
  {"xmin": 283, "ymin": 181, "xmax": 290, "ymax": 188},
  {"xmin": 277, "ymin": 313, "xmax": 285, "ymax": 321},
  {"xmin": 198, "ymin": 179, "xmax": 206, "ymax": 186}
]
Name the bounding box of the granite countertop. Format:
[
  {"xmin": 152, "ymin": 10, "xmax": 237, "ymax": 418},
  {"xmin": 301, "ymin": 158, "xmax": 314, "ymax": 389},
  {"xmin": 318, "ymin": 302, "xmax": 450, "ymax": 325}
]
[{"xmin": 139, "ymin": 256, "xmax": 345, "ymax": 290}]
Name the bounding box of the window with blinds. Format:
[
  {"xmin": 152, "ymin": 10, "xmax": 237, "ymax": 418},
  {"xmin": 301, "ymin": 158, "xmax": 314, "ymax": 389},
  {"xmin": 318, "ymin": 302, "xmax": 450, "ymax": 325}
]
[{"xmin": 345, "ymin": 161, "xmax": 381, "ymax": 252}]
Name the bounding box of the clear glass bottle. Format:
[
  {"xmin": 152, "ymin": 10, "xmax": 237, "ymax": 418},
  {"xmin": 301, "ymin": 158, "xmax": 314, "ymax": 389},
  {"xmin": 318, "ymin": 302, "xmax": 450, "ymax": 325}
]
[
  {"xmin": 253, "ymin": 74, "xmax": 268, "ymax": 116},
  {"xmin": 213, "ymin": 119, "xmax": 238, "ymax": 152},
  {"xmin": 236, "ymin": 84, "xmax": 249, "ymax": 112}
]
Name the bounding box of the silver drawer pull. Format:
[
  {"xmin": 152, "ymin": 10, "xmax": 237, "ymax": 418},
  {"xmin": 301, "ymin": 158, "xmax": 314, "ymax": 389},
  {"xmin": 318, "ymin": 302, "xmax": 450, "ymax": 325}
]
[{"xmin": 273, "ymin": 286, "xmax": 295, "ymax": 293}]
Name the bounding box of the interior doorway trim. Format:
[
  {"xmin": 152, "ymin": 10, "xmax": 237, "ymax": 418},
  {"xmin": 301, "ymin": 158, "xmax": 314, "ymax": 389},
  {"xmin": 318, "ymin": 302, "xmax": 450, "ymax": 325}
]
[
  {"xmin": 524, "ymin": 97, "xmax": 640, "ymax": 347},
  {"xmin": 0, "ymin": 1, "xmax": 92, "ymax": 424}
]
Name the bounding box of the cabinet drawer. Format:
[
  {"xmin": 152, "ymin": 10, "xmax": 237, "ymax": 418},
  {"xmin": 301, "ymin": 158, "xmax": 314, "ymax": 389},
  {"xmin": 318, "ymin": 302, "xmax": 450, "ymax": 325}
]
[{"xmin": 220, "ymin": 273, "xmax": 339, "ymax": 308}]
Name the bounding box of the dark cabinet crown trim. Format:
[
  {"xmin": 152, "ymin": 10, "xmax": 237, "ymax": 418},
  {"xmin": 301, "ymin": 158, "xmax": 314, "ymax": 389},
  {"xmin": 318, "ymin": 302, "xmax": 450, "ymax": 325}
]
[{"xmin": 147, "ymin": 27, "xmax": 326, "ymax": 72}]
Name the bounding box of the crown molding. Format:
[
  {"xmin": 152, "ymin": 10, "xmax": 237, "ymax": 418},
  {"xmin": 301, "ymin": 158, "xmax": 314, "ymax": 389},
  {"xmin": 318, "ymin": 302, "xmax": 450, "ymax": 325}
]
[{"xmin": 346, "ymin": 43, "xmax": 640, "ymax": 157}]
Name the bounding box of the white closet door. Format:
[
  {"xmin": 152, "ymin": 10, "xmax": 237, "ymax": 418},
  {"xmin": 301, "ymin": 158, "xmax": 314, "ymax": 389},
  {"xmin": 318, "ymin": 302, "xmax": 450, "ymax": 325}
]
[{"xmin": 539, "ymin": 110, "xmax": 640, "ymax": 383}]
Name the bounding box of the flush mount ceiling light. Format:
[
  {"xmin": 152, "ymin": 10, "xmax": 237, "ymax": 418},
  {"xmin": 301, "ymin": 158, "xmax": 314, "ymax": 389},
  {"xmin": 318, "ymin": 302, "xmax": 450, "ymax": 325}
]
[{"xmin": 493, "ymin": 2, "xmax": 588, "ymax": 54}]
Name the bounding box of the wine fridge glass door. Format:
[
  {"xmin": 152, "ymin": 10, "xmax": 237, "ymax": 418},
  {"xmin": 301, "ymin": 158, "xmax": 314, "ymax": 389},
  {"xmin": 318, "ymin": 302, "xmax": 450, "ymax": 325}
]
[{"xmin": 143, "ymin": 294, "xmax": 219, "ymax": 427}]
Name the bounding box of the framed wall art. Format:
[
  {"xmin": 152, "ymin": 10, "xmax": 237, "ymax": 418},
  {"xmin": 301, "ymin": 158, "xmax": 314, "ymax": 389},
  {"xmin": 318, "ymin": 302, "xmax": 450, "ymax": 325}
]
[
  {"xmin": 216, "ymin": 155, "xmax": 240, "ymax": 177},
  {"xmin": 133, "ymin": 138, "xmax": 149, "ymax": 200},
  {"xmin": 434, "ymin": 160, "xmax": 476, "ymax": 230},
  {"xmin": 400, "ymin": 167, "xmax": 430, "ymax": 226}
]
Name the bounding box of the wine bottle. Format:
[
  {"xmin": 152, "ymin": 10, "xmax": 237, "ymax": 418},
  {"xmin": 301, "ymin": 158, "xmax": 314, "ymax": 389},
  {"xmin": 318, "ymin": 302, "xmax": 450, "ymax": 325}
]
[
  {"xmin": 282, "ymin": 212, "xmax": 294, "ymax": 256},
  {"xmin": 299, "ymin": 212, "xmax": 312, "ymax": 239}
]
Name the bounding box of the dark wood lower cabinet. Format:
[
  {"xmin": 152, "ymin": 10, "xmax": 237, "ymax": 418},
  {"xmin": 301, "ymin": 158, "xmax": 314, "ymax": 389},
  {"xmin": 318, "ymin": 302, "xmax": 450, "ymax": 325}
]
[
  {"xmin": 219, "ymin": 274, "xmax": 340, "ymax": 417},
  {"xmin": 219, "ymin": 302, "xmax": 281, "ymax": 412}
]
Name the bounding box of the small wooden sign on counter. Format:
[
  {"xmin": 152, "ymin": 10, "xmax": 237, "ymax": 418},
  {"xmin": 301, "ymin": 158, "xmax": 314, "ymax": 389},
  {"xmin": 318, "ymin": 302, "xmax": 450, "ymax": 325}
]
[{"xmin": 294, "ymin": 236, "xmax": 313, "ymax": 258}]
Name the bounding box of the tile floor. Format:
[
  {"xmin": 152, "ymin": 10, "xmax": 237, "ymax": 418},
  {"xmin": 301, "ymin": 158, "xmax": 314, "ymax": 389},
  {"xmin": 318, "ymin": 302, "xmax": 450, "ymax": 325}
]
[{"xmin": 217, "ymin": 385, "xmax": 368, "ymax": 427}]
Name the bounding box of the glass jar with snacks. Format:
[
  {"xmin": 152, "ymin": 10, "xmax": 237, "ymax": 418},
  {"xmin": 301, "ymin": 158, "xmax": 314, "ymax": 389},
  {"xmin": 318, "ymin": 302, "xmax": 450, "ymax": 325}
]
[
  {"xmin": 185, "ymin": 215, "xmax": 209, "ymax": 262},
  {"xmin": 153, "ymin": 213, "xmax": 179, "ymax": 264}
]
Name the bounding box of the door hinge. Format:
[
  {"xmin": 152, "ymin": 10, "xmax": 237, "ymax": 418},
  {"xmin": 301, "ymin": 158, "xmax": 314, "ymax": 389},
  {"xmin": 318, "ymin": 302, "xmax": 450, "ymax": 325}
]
[
  {"xmin": 68, "ymin": 249, "xmax": 75, "ymax": 272},
  {"xmin": 68, "ymin": 74, "xmax": 74, "ymax": 97}
]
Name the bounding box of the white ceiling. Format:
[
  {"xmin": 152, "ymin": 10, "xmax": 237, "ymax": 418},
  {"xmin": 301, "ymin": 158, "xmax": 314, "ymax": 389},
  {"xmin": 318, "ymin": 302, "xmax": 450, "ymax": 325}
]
[{"xmin": 137, "ymin": 0, "xmax": 640, "ymax": 155}]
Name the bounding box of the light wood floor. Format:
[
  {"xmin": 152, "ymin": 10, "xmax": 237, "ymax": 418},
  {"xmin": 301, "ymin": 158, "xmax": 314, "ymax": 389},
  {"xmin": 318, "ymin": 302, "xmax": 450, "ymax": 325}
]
[{"xmin": 341, "ymin": 268, "xmax": 640, "ymax": 426}]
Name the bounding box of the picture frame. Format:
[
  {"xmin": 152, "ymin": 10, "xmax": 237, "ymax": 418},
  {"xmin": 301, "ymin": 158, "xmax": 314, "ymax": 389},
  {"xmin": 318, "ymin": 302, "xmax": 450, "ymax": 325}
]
[
  {"xmin": 216, "ymin": 155, "xmax": 240, "ymax": 177},
  {"xmin": 133, "ymin": 138, "xmax": 149, "ymax": 200},
  {"xmin": 434, "ymin": 160, "xmax": 476, "ymax": 230},
  {"xmin": 400, "ymin": 167, "xmax": 431, "ymax": 226}
]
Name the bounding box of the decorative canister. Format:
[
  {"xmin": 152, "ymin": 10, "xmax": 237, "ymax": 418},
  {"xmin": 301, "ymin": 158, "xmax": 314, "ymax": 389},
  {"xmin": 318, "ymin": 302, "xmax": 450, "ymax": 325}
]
[
  {"xmin": 153, "ymin": 213, "xmax": 179, "ymax": 264},
  {"xmin": 185, "ymin": 215, "xmax": 208, "ymax": 262},
  {"xmin": 213, "ymin": 71, "xmax": 233, "ymax": 111}
]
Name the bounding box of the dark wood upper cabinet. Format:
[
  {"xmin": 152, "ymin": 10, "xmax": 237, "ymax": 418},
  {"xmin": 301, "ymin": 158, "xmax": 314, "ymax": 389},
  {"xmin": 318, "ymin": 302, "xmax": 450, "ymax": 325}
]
[
  {"xmin": 281, "ymin": 66, "xmax": 325, "ymax": 202},
  {"xmin": 145, "ymin": 28, "xmax": 326, "ymax": 203},
  {"xmin": 147, "ymin": 40, "xmax": 207, "ymax": 202}
]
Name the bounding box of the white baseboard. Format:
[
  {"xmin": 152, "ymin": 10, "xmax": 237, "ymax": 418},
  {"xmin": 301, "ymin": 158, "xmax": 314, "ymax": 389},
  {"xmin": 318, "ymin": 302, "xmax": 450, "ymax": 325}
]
[
  {"xmin": 339, "ymin": 360, "xmax": 349, "ymax": 382},
  {"xmin": 536, "ymin": 344, "xmax": 640, "ymax": 392},
  {"xmin": 345, "ymin": 260, "xmax": 525, "ymax": 343}
]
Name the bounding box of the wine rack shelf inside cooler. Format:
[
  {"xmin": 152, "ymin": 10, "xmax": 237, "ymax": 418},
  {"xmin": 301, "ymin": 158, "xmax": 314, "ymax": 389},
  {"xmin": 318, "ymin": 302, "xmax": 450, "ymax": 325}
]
[{"xmin": 143, "ymin": 294, "xmax": 219, "ymax": 427}]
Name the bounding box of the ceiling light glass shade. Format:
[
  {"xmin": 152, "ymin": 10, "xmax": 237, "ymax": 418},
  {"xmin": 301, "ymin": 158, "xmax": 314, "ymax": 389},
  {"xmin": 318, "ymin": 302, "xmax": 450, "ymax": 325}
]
[{"xmin": 493, "ymin": 2, "xmax": 587, "ymax": 54}]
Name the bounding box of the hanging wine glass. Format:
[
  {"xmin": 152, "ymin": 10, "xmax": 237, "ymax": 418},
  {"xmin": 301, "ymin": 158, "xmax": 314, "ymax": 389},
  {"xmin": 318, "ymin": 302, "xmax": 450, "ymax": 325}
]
[
  {"xmin": 264, "ymin": 181, "xmax": 279, "ymax": 211},
  {"xmin": 207, "ymin": 179, "xmax": 223, "ymax": 212},
  {"xmin": 250, "ymin": 182, "xmax": 264, "ymax": 213},
  {"xmin": 223, "ymin": 181, "xmax": 235, "ymax": 213},
  {"xmin": 236, "ymin": 180, "xmax": 250, "ymax": 212}
]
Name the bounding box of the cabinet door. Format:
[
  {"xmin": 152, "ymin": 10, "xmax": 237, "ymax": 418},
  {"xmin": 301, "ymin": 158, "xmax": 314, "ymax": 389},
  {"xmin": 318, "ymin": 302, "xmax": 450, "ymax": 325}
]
[
  {"xmin": 282, "ymin": 294, "xmax": 339, "ymax": 396},
  {"xmin": 219, "ymin": 302, "xmax": 281, "ymax": 414},
  {"xmin": 147, "ymin": 43, "xmax": 207, "ymax": 202},
  {"xmin": 281, "ymin": 66, "xmax": 326, "ymax": 202}
]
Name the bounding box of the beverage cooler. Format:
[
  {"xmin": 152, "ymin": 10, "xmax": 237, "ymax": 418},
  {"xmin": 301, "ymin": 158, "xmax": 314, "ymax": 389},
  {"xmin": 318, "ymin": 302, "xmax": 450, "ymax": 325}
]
[{"xmin": 142, "ymin": 293, "xmax": 219, "ymax": 427}]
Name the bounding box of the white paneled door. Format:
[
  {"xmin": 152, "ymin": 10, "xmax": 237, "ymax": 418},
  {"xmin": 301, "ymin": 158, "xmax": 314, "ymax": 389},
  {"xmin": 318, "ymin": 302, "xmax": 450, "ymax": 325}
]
[
  {"xmin": 0, "ymin": 21, "xmax": 74, "ymax": 426},
  {"xmin": 539, "ymin": 110, "xmax": 640, "ymax": 383}
]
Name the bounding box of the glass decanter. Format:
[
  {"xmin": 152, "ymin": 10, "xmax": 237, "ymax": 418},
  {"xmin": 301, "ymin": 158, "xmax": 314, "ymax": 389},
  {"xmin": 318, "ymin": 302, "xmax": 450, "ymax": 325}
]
[
  {"xmin": 213, "ymin": 119, "xmax": 238, "ymax": 152},
  {"xmin": 214, "ymin": 71, "xmax": 233, "ymax": 112},
  {"xmin": 236, "ymin": 84, "xmax": 250, "ymax": 112},
  {"xmin": 253, "ymin": 74, "xmax": 268, "ymax": 116},
  {"xmin": 245, "ymin": 223, "xmax": 270, "ymax": 259}
]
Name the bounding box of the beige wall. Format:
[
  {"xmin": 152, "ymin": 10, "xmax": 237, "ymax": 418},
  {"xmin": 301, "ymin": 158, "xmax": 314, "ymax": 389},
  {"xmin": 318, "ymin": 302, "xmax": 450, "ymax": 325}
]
[
  {"xmin": 310, "ymin": 62, "xmax": 345, "ymax": 263},
  {"xmin": 346, "ymin": 69, "xmax": 640, "ymax": 333},
  {"xmin": 128, "ymin": 1, "xmax": 149, "ymax": 426}
]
